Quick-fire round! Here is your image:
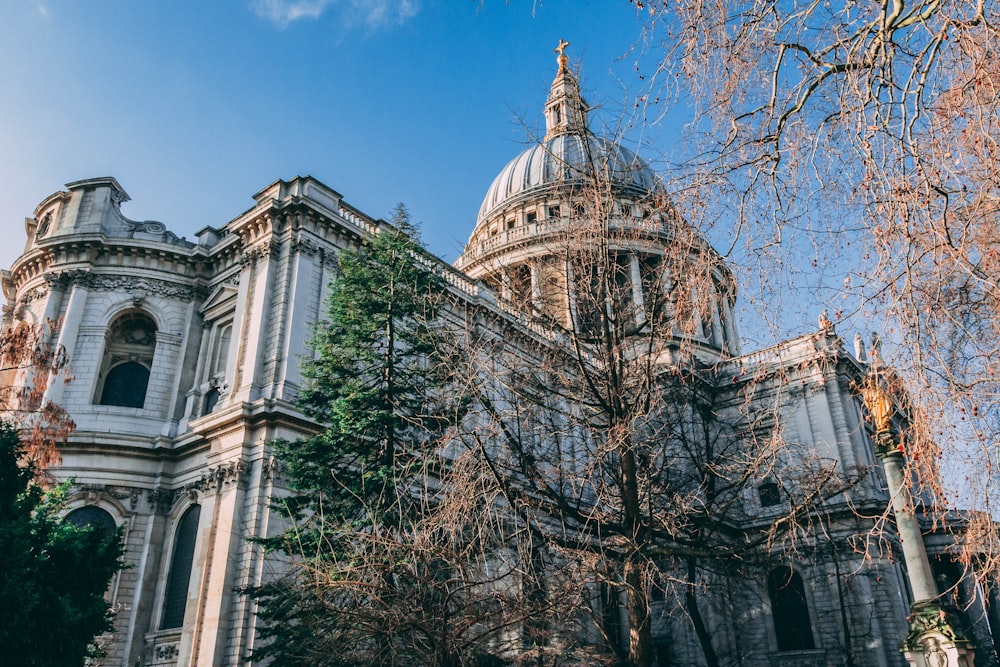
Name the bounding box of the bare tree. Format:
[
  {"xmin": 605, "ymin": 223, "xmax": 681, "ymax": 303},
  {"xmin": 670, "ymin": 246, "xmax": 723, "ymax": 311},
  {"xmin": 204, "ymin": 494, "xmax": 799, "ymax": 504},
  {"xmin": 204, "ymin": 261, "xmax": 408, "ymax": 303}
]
[
  {"xmin": 251, "ymin": 209, "xmax": 588, "ymax": 666},
  {"xmin": 0, "ymin": 320, "xmax": 73, "ymax": 469},
  {"xmin": 630, "ymin": 0, "xmax": 1000, "ymax": 578},
  {"xmin": 453, "ymin": 155, "xmax": 869, "ymax": 665}
]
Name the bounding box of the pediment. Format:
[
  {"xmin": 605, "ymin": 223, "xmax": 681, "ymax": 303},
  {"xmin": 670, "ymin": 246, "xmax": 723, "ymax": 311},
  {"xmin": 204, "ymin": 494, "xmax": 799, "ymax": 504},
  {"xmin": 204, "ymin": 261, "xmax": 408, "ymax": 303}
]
[{"xmin": 200, "ymin": 283, "xmax": 238, "ymax": 319}]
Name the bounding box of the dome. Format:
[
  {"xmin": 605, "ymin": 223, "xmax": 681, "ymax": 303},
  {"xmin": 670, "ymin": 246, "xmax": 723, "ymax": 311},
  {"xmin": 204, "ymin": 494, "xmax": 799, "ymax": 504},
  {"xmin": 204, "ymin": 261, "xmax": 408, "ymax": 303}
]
[
  {"xmin": 454, "ymin": 44, "xmax": 740, "ymax": 357},
  {"xmin": 477, "ymin": 135, "xmax": 662, "ymax": 225}
]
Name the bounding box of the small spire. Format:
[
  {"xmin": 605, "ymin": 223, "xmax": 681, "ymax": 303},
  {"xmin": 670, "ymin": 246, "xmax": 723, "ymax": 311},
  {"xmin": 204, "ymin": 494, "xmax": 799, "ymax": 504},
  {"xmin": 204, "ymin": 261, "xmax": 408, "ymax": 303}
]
[{"xmin": 544, "ymin": 39, "xmax": 588, "ymax": 140}]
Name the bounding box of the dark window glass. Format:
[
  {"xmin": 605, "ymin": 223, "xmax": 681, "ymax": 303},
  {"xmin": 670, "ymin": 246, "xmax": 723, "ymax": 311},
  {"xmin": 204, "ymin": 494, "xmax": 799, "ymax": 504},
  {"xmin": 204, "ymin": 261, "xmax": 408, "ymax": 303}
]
[
  {"xmin": 932, "ymin": 556, "xmax": 968, "ymax": 612},
  {"xmin": 66, "ymin": 506, "xmax": 116, "ymax": 543},
  {"xmin": 759, "ymin": 482, "xmax": 781, "ymax": 507},
  {"xmin": 768, "ymin": 567, "xmax": 815, "ymax": 651},
  {"xmin": 526, "ymin": 211, "xmax": 538, "ymax": 224},
  {"xmin": 602, "ymin": 583, "xmax": 624, "ymax": 652},
  {"xmin": 96, "ymin": 311, "xmax": 156, "ymax": 407},
  {"xmin": 100, "ymin": 361, "xmax": 150, "ymax": 408},
  {"xmin": 203, "ymin": 388, "xmax": 221, "ymax": 414},
  {"xmin": 161, "ymin": 505, "xmax": 201, "ymax": 630}
]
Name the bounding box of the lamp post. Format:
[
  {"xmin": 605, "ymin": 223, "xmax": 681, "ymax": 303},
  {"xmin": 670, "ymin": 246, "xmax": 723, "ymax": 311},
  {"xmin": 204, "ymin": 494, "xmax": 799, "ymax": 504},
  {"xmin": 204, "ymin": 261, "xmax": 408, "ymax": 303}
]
[{"xmin": 857, "ymin": 366, "xmax": 974, "ymax": 667}]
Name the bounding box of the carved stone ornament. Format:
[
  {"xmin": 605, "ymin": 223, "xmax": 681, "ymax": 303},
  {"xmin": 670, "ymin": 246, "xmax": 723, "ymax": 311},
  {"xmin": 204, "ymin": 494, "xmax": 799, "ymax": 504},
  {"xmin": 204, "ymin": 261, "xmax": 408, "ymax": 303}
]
[
  {"xmin": 262, "ymin": 455, "xmax": 287, "ymax": 482},
  {"xmin": 123, "ymin": 220, "xmax": 167, "ymax": 234},
  {"xmin": 293, "ymin": 236, "xmax": 321, "ymax": 256},
  {"xmin": 196, "ymin": 460, "xmax": 249, "ymax": 492},
  {"xmin": 64, "ymin": 272, "xmax": 195, "ymax": 300},
  {"xmin": 923, "ymin": 637, "xmax": 949, "ymax": 667},
  {"xmin": 76, "ymin": 483, "xmax": 142, "ymax": 512},
  {"xmin": 146, "ymin": 462, "xmax": 248, "ymax": 513},
  {"xmin": 19, "ymin": 284, "xmax": 50, "ymax": 305},
  {"xmin": 36, "ymin": 211, "xmax": 52, "ymax": 238},
  {"xmin": 904, "ymin": 600, "xmax": 968, "ymax": 647},
  {"xmin": 155, "ymin": 643, "xmax": 178, "ymax": 660},
  {"xmin": 240, "ymin": 240, "xmax": 279, "ymax": 267},
  {"xmin": 117, "ymin": 217, "xmax": 194, "ymax": 248},
  {"xmin": 109, "ymin": 187, "xmax": 127, "ymax": 208},
  {"xmin": 147, "ymin": 487, "xmax": 177, "ymax": 515}
]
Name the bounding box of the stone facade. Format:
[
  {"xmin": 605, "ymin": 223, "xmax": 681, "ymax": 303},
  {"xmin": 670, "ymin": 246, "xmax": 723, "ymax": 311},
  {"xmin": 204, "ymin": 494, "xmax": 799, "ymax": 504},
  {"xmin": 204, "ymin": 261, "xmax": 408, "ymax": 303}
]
[{"xmin": 3, "ymin": 55, "xmax": 998, "ymax": 667}]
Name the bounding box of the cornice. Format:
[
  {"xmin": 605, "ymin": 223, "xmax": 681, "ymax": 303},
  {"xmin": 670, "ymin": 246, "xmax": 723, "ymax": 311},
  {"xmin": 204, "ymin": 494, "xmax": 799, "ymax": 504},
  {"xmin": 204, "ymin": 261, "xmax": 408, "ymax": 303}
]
[{"xmin": 8, "ymin": 235, "xmax": 211, "ymax": 295}]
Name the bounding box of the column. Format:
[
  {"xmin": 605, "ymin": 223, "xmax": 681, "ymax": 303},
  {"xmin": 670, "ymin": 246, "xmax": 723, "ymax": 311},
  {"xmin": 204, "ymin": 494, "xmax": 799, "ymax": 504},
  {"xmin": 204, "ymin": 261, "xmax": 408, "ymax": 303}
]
[
  {"xmin": 44, "ymin": 280, "xmax": 89, "ymax": 405},
  {"xmin": 629, "ymin": 254, "xmax": 644, "ymax": 326}
]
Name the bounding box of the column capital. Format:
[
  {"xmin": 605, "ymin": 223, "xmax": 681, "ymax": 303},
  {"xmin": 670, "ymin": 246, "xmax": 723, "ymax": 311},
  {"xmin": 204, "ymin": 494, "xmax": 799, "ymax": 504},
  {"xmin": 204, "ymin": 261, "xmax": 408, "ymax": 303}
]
[{"xmin": 902, "ymin": 599, "xmax": 975, "ymax": 667}]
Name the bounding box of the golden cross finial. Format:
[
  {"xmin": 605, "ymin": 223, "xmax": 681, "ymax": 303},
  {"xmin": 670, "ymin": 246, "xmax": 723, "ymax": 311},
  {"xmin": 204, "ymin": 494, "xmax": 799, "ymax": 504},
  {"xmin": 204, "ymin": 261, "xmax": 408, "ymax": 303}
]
[{"xmin": 555, "ymin": 39, "xmax": 570, "ymax": 57}]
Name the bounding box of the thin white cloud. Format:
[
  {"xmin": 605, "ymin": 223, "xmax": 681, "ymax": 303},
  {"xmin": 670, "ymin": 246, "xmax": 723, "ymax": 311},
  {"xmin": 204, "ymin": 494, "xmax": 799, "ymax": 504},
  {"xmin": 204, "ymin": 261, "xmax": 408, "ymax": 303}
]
[
  {"xmin": 32, "ymin": 1, "xmax": 49, "ymax": 17},
  {"xmin": 252, "ymin": 0, "xmax": 419, "ymax": 30},
  {"xmin": 350, "ymin": 0, "xmax": 419, "ymax": 29}
]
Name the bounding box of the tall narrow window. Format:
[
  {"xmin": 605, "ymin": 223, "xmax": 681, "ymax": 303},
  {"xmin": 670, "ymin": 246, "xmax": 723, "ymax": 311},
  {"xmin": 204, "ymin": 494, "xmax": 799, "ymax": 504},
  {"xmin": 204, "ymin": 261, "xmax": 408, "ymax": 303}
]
[
  {"xmin": 768, "ymin": 567, "xmax": 815, "ymax": 651},
  {"xmin": 506, "ymin": 264, "xmax": 533, "ymax": 312},
  {"xmin": 639, "ymin": 255, "xmax": 666, "ymax": 324},
  {"xmin": 203, "ymin": 322, "xmax": 232, "ymax": 415},
  {"xmin": 210, "ymin": 324, "xmax": 232, "ymax": 379},
  {"xmin": 160, "ymin": 505, "xmax": 201, "ymax": 630},
  {"xmin": 601, "ymin": 583, "xmax": 624, "ymax": 652},
  {"xmin": 97, "ymin": 311, "xmax": 157, "ymax": 408}
]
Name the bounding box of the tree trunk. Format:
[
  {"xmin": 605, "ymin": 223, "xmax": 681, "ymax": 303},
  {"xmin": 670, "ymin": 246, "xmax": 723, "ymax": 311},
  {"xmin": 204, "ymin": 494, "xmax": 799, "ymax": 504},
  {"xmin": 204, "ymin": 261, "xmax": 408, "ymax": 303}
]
[
  {"xmin": 685, "ymin": 557, "xmax": 720, "ymax": 667},
  {"xmin": 620, "ymin": 437, "xmax": 652, "ymax": 667},
  {"xmin": 625, "ymin": 557, "xmax": 652, "ymax": 667}
]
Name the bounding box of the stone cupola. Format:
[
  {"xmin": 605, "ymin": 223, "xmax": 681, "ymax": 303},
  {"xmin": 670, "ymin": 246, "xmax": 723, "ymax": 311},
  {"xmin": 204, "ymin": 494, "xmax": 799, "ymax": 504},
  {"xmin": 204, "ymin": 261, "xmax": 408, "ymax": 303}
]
[
  {"xmin": 455, "ymin": 43, "xmax": 740, "ymax": 358},
  {"xmin": 543, "ymin": 39, "xmax": 588, "ymax": 140}
]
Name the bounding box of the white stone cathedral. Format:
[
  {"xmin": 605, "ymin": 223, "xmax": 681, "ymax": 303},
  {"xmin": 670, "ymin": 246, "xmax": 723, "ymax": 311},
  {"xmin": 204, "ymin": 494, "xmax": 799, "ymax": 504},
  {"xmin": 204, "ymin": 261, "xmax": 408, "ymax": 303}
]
[{"xmin": 3, "ymin": 50, "xmax": 998, "ymax": 666}]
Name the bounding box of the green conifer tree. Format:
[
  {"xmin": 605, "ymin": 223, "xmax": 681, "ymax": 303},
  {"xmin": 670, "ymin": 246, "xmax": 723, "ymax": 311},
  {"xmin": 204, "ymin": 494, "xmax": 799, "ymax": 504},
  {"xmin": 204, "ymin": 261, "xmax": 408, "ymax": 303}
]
[
  {"xmin": 0, "ymin": 422, "xmax": 123, "ymax": 667},
  {"xmin": 281, "ymin": 204, "xmax": 451, "ymax": 523},
  {"xmin": 251, "ymin": 205, "xmax": 497, "ymax": 667}
]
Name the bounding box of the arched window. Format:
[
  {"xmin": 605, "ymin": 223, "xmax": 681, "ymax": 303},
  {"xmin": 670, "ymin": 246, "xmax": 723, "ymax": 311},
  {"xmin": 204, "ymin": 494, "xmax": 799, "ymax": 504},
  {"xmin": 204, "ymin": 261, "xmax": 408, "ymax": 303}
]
[
  {"xmin": 101, "ymin": 362, "xmax": 151, "ymax": 407},
  {"xmin": 97, "ymin": 312, "xmax": 157, "ymax": 408},
  {"xmin": 201, "ymin": 322, "xmax": 231, "ymax": 415},
  {"xmin": 210, "ymin": 324, "xmax": 232, "ymax": 379},
  {"xmin": 160, "ymin": 505, "xmax": 201, "ymax": 630},
  {"xmin": 66, "ymin": 506, "xmax": 117, "ymax": 543},
  {"xmin": 768, "ymin": 567, "xmax": 815, "ymax": 651}
]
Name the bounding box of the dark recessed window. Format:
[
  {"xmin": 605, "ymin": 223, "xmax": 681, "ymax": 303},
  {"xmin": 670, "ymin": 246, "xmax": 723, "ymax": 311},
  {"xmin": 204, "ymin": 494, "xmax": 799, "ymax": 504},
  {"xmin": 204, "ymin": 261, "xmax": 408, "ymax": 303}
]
[
  {"xmin": 100, "ymin": 362, "xmax": 150, "ymax": 408},
  {"xmin": 97, "ymin": 311, "xmax": 157, "ymax": 408},
  {"xmin": 759, "ymin": 482, "xmax": 781, "ymax": 507},
  {"xmin": 66, "ymin": 506, "xmax": 117, "ymax": 543},
  {"xmin": 161, "ymin": 505, "xmax": 201, "ymax": 630},
  {"xmin": 768, "ymin": 567, "xmax": 815, "ymax": 651},
  {"xmin": 549, "ymin": 205, "xmax": 561, "ymax": 219},
  {"xmin": 203, "ymin": 387, "xmax": 221, "ymax": 414},
  {"xmin": 526, "ymin": 211, "xmax": 538, "ymax": 224}
]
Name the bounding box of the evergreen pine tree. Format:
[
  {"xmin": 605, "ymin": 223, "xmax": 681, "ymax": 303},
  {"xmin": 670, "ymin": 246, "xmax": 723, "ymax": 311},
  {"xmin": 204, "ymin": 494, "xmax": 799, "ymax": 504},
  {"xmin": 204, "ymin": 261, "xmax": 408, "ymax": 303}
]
[{"xmin": 251, "ymin": 205, "xmax": 483, "ymax": 666}]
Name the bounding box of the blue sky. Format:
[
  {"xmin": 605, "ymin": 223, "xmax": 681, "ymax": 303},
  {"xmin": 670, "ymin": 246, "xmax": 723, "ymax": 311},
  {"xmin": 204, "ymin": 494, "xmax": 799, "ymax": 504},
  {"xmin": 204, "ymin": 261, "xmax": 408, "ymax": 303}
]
[{"xmin": 0, "ymin": 1, "xmax": 664, "ymax": 272}]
